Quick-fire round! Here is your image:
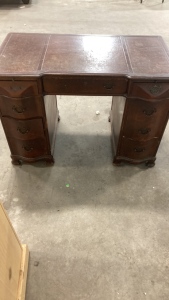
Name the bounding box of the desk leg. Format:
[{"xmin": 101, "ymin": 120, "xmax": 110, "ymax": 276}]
[{"xmin": 145, "ymin": 159, "xmax": 156, "ymax": 168}]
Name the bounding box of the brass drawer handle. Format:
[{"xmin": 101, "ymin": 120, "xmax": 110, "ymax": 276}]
[
  {"xmin": 138, "ymin": 128, "xmax": 151, "ymax": 135},
  {"xmin": 149, "ymin": 84, "xmax": 162, "ymax": 95},
  {"xmin": 22, "ymin": 145, "xmax": 33, "ymax": 152},
  {"xmin": 17, "ymin": 127, "xmax": 29, "ymax": 134},
  {"xmin": 104, "ymin": 83, "xmax": 114, "ymax": 90},
  {"xmin": 12, "ymin": 105, "xmax": 26, "ymax": 114},
  {"xmin": 134, "ymin": 147, "xmax": 145, "ymax": 153},
  {"xmin": 143, "ymin": 108, "xmax": 156, "ymax": 116}
]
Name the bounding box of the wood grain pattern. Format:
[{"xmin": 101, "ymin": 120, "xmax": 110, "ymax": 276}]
[
  {"xmin": 17, "ymin": 245, "xmax": 29, "ymax": 300},
  {"xmin": 0, "ymin": 203, "xmax": 29, "ymax": 300}
]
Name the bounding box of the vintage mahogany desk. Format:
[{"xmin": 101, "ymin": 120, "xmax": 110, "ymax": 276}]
[{"xmin": 0, "ymin": 33, "xmax": 169, "ymax": 166}]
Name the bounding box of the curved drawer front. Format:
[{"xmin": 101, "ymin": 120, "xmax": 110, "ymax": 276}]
[
  {"xmin": 8, "ymin": 137, "xmax": 48, "ymax": 158},
  {"xmin": 2, "ymin": 117, "xmax": 45, "ymax": 140},
  {"xmin": 118, "ymin": 137, "xmax": 160, "ymax": 160},
  {"xmin": 123, "ymin": 123, "xmax": 160, "ymax": 141},
  {"xmin": 0, "ymin": 95, "xmax": 44, "ymax": 119},
  {"xmin": 43, "ymin": 76, "xmax": 128, "ymax": 95},
  {"xmin": 123, "ymin": 98, "xmax": 169, "ymax": 140},
  {"xmin": 128, "ymin": 82, "xmax": 169, "ymax": 100},
  {"xmin": 0, "ymin": 80, "xmax": 39, "ymax": 97}
]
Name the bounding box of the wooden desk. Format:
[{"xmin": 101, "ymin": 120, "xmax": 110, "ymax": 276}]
[{"xmin": 0, "ymin": 33, "xmax": 169, "ymax": 166}]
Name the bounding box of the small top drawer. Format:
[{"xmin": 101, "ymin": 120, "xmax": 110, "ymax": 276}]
[
  {"xmin": 128, "ymin": 82, "xmax": 169, "ymax": 100},
  {"xmin": 0, "ymin": 95, "xmax": 44, "ymax": 119},
  {"xmin": 0, "ymin": 80, "xmax": 39, "ymax": 97},
  {"xmin": 43, "ymin": 76, "xmax": 128, "ymax": 96}
]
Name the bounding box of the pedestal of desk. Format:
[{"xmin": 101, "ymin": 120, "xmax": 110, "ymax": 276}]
[
  {"xmin": 0, "ymin": 82, "xmax": 59, "ymax": 165},
  {"xmin": 110, "ymin": 96, "xmax": 169, "ymax": 166}
]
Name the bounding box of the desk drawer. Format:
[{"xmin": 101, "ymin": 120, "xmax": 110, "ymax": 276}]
[
  {"xmin": 0, "ymin": 95, "xmax": 44, "ymax": 119},
  {"xmin": 8, "ymin": 137, "xmax": 48, "ymax": 158},
  {"xmin": 122, "ymin": 98, "xmax": 169, "ymax": 140},
  {"xmin": 118, "ymin": 137, "xmax": 160, "ymax": 160},
  {"xmin": 0, "ymin": 80, "xmax": 39, "ymax": 97},
  {"xmin": 43, "ymin": 76, "xmax": 128, "ymax": 95},
  {"xmin": 128, "ymin": 82, "xmax": 169, "ymax": 100},
  {"xmin": 1, "ymin": 117, "xmax": 45, "ymax": 140}
]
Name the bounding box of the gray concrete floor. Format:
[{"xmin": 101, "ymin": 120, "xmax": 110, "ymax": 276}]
[{"xmin": 1, "ymin": 0, "xmax": 169, "ymax": 299}]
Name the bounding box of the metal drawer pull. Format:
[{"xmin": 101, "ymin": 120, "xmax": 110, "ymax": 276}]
[
  {"xmin": 138, "ymin": 128, "xmax": 151, "ymax": 135},
  {"xmin": 149, "ymin": 84, "xmax": 162, "ymax": 95},
  {"xmin": 104, "ymin": 83, "xmax": 114, "ymax": 90},
  {"xmin": 134, "ymin": 147, "xmax": 145, "ymax": 153},
  {"xmin": 143, "ymin": 108, "xmax": 156, "ymax": 116},
  {"xmin": 22, "ymin": 145, "xmax": 33, "ymax": 152},
  {"xmin": 12, "ymin": 106, "xmax": 26, "ymax": 114},
  {"xmin": 17, "ymin": 127, "xmax": 29, "ymax": 134}
]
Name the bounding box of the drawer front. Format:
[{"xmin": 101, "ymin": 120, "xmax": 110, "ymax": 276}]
[
  {"xmin": 1, "ymin": 117, "xmax": 45, "ymax": 140},
  {"xmin": 118, "ymin": 138, "xmax": 160, "ymax": 160},
  {"xmin": 0, "ymin": 80, "xmax": 39, "ymax": 97},
  {"xmin": 122, "ymin": 98, "xmax": 169, "ymax": 140},
  {"xmin": 43, "ymin": 76, "xmax": 128, "ymax": 95},
  {"xmin": 0, "ymin": 95, "xmax": 44, "ymax": 119},
  {"xmin": 8, "ymin": 137, "xmax": 48, "ymax": 158},
  {"xmin": 128, "ymin": 82, "xmax": 169, "ymax": 100}
]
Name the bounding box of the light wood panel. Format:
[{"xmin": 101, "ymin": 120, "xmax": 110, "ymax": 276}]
[{"xmin": 0, "ymin": 203, "xmax": 29, "ymax": 300}]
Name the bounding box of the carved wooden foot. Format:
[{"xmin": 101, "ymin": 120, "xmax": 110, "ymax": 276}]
[
  {"xmin": 45, "ymin": 162, "xmax": 54, "ymax": 167},
  {"xmin": 113, "ymin": 158, "xmax": 123, "ymax": 166},
  {"xmin": 45, "ymin": 157, "xmax": 55, "ymax": 165},
  {"xmin": 12, "ymin": 159, "xmax": 22, "ymax": 165},
  {"xmin": 145, "ymin": 160, "xmax": 155, "ymax": 168}
]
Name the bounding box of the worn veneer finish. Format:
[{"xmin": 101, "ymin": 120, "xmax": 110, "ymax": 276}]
[{"xmin": 0, "ymin": 33, "xmax": 169, "ymax": 166}]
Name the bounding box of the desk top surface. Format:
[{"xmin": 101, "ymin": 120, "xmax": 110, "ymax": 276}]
[{"xmin": 0, "ymin": 33, "xmax": 169, "ymax": 78}]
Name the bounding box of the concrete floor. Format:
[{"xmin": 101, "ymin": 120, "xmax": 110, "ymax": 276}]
[{"xmin": 1, "ymin": 0, "xmax": 169, "ymax": 299}]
